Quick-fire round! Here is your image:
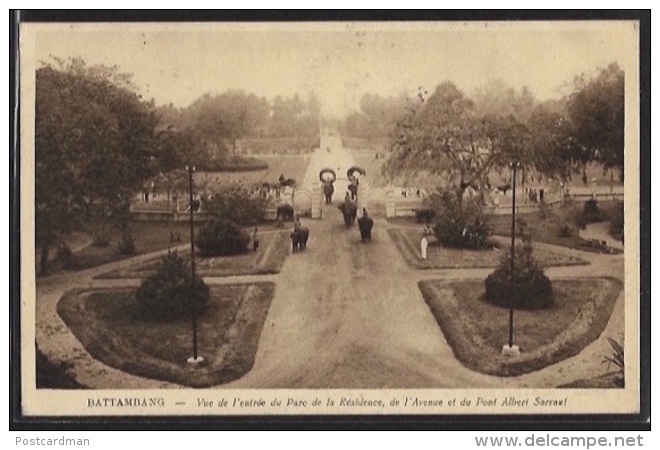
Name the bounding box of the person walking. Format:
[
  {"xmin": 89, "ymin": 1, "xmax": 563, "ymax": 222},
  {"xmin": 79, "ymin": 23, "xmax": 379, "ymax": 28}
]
[
  {"xmin": 421, "ymin": 236, "xmax": 429, "ymax": 260},
  {"xmin": 252, "ymin": 227, "xmax": 259, "ymax": 252}
]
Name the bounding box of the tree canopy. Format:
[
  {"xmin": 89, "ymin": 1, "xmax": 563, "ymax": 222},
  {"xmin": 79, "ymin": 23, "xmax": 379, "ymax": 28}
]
[
  {"xmin": 384, "ymin": 64, "xmax": 625, "ymax": 197},
  {"xmin": 566, "ymin": 63, "xmax": 624, "ymax": 179},
  {"xmin": 35, "ymin": 58, "xmax": 159, "ymax": 271}
]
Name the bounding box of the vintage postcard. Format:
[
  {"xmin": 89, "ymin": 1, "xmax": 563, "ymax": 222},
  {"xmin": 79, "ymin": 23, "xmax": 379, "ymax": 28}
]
[{"xmin": 18, "ymin": 19, "xmax": 642, "ymax": 418}]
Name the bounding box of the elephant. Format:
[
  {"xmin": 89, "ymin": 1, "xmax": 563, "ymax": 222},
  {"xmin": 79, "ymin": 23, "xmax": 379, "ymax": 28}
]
[
  {"xmin": 357, "ymin": 215, "xmax": 374, "ymax": 242},
  {"xmin": 276, "ymin": 204, "xmax": 295, "ymax": 221},
  {"xmin": 322, "ymin": 181, "xmax": 335, "ymax": 204},
  {"xmin": 338, "ymin": 201, "xmax": 358, "ymax": 228},
  {"xmin": 290, "ymin": 226, "xmax": 309, "ymax": 253}
]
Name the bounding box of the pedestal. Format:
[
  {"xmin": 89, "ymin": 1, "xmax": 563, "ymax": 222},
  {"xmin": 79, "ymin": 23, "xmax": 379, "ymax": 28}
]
[
  {"xmin": 501, "ymin": 345, "xmax": 520, "ymax": 357},
  {"xmin": 187, "ymin": 356, "xmax": 205, "ymax": 365}
]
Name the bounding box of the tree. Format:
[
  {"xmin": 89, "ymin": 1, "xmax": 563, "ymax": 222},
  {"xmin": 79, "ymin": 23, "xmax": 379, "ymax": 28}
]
[
  {"xmin": 472, "ymin": 79, "xmax": 537, "ymax": 121},
  {"xmin": 566, "ymin": 63, "xmax": 625, "ymax": 180},
  {"xmin": 35, "ymin": 58, "xmax": 158, "ymax": 273},
  {"xmin": 341, "ymin": 92, "xmax": 408, "ymax": 139},
  {"xmin": 385, "ymin": 82, "xmax": 500, "ymax": 207}
]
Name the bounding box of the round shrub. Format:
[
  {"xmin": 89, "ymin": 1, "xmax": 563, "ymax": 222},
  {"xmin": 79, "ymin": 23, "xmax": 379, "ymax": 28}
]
[
  {"xmin": 195, "ymin": 219, "xmax": 250, "ymax": 257},
  {"xmin": 136, "ymin": 251, "xmax": 209, "ymax": 321},
  {"xmin": 484, "ymin": 242, "xmax": 553, "ymax": 310}
]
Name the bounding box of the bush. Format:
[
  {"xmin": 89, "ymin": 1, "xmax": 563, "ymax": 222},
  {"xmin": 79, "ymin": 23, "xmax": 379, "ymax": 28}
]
[
  {"xmin": 429, "ymin": 189, "xmax": 492, "ymax": 249},
  {"xmin": 135, "ymin": 251, "xmax": 210, "ymax": 321},
  {"xmin": 609, "ymin": 201, "xmax": 624, "ymax": 242},
  {"xmin": 414, "ymin": 207, "xmax": 436, "ymax": 224},
  {"xmin": 196, "ymin": 220, "xmax": 250, "ymax": 257},
  {"xmin": 484, "ymin": 239, "xmax": 553, "ymax": 310},
  {"xmin": 36, "ymin": 343, "xmax": 85, "ymax": 389},
  {"xmin": 204, "ymin": 185, "xmax": 267, "ymax": 226},
  {"xmin": 92, "ymin": 229, "xmax": 111, "ymax": 247},
  {"xmin": 582, "ymin": 198, "xmax": 602, "ymax": 224},
  {"xmin": 56, "ymin": 242, "xmax": 78, "ymax": 269},
  {"xmin": 557, "ymin": 221, "xmax": 574, "ymax": 238},
  {"xmin": 118, "ymin": 230, "xmax": 136, "ymax": 255}
]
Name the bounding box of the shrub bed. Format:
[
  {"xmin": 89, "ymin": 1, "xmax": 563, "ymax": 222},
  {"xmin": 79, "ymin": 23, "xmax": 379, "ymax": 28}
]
[
  {"xmin": 419, "ymin": 277, "xmax": 622, "ymax": 376},
  {"xmin": 57, "ymin": 283, "xmax": 276, "ymax": 388}
]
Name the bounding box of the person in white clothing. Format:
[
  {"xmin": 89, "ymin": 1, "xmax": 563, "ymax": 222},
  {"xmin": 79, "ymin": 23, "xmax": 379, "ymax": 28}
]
[{"xmin": 421, "ymin": 236, "xmax": 429, "ymax": 260}]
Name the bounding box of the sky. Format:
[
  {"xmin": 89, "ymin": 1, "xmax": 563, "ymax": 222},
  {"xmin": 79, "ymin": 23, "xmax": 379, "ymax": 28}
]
[{"xmin": 26, "ymin": 21, "xmax": 638, "ymax": 117}]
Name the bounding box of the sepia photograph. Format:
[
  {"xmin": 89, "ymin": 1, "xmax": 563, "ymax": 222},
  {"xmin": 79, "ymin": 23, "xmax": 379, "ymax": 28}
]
[{"xmin": 17, "ymin": 17, "xmax": 643, "ymax": 418}]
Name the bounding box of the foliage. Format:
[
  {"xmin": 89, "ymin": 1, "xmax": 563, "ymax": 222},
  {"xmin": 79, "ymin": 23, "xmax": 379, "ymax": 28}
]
[
  {"xmin": 36, "ymin": 344, "xmax": 86, "ymax": 389},
  {"xmin": 135, "ymin": 251, "xmax": 210, "ymax": 321},
  {"xmin": 472, "ymin": 80, "xmax": 536, "ymax": 120},
  {"xmin": 340, "ymin": 92, "xmax": 408, "ymax": 139},
  {"xmin": 118, "ymin": 230, "xmax": 136, "ymax": 255},
  {"xmin": 195, "ymin": 220, "xmax": 250, "ymax": 257},
  {"xmin": 55, "ymin": 242, "xmax": 78, "ymax": 270},
  {"xmin": 602, "ymin": 337, "xmax": 625, "ymax": 374},
  {"xmin": 566, "ymin": 63, "xmax": 625, "ymax": 180},
  {"xmin": 35, "ymin": 57, "xmax": 158, "ymax": 272},
  {"xmin": 198, "ymin": 156, "xmax": 269, "ymax": 172},
  {"xmin": 203, "ymin": 185, "xmax": 267, "ymax": 226},
  {"xmin": 429, "ymin": 189, "xmax": 492, "ymax": 249},
  {"xmin": 582, "ymin": 198, "xmax": 602, "ymax": 224},
  {"xmin": 385, "ymin": 82, "xmax": 550, "ymax": 204},
  {"xmin": 609, "ymin": 201, "xmax": 624, "ymax": 242},
  {"xmin": 92, "ymin": 227, "xmax": 111, "ymax": 247},
  {"xmin": 484, "ymin": 239, "xmax": 554, "ymax": 310}
]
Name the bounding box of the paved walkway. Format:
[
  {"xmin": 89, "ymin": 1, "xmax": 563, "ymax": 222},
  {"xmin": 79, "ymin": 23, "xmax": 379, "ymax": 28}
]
[{"xmin": 34, "ymin": 137, "xmax": 626, "ymax": 389}]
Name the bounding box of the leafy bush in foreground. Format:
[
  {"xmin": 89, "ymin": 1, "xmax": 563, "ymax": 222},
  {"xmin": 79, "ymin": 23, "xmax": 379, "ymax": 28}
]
[
  {"xmin": 429, "ymin": 190, "xmax": 492, "ymax": 250},
  {"xmin": 484, "ymin": 239, "xmax": 553, "ymax": 310},
  {"xmin": 136, "ymin": 251, "xmax": 209, "ymax": 321}
]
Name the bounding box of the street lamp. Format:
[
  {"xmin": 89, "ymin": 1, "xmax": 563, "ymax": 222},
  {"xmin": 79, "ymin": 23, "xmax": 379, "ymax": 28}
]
[
  {"xmin": 503, "ymin": 161, "xmax": 521, "ymax": 357},
  {"xmin": 186, "ymin": 165, "xmax": 203, "ymax": 365}
]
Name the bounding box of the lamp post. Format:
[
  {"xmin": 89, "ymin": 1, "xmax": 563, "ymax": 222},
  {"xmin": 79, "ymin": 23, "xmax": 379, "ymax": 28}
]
[
  {"xmin": 186, "ymin": 165, "xmax": 203, "ymax": 364},
  {"xmin": 503, "ymin": 161, "xmax": 521, "ymax": 357}
]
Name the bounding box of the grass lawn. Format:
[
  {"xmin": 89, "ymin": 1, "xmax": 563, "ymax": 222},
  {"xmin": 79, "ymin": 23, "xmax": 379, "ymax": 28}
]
[
  {"xmin": 485, "ymin": 204, "xmax": 623, "ymax": 254},
  {"xmin": 41, "ymin": 221, "xmax": 196, "ymax": 276},
  {"xmin": 195, "ymin": 154, "xmax": 311, "ymax": 190},
  {"xmin": 97, "ymin": 231, "xmax": 290, "ymax": 279},
  {"xmin": 418, "ymin": 278, "xmax": 622, "ymax": 376},
  {"xmin": 388, "ymin": 228, "xmax": 588, "ymax": 269},
  {"xmin": 240, "ymin": 136, "xmax": 319, "ymax": 155},
  {"xmin": 57, "ymin": 283, "xmax": 275, "ymax": 388}
]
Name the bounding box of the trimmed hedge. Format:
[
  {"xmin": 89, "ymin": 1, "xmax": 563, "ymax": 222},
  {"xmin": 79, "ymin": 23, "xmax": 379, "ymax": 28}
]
[
  {"xmin": 198, "ymin": 156, "xmax": 269, "ymax": 172},
  {"xmin": 195, "ymin": 220, "xmax": 250, "ymax": 257}
]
